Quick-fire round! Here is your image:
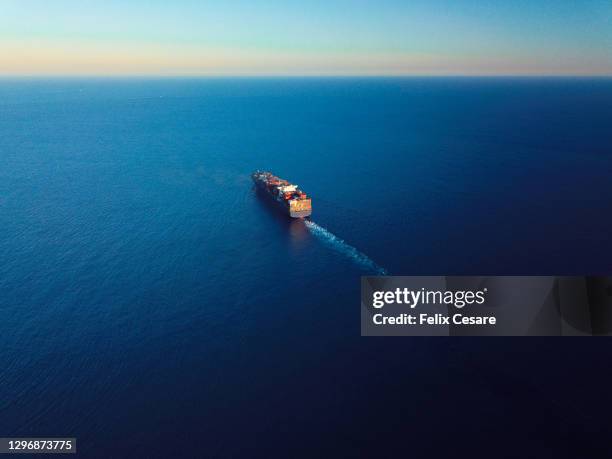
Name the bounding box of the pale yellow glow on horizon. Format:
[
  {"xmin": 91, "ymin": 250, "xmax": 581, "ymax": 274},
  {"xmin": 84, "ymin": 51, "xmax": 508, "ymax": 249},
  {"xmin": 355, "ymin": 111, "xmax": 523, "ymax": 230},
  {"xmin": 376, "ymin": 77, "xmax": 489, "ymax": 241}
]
[{"xmin": 1, "ymin": 40, "xmax": 611, "ymax": 76}]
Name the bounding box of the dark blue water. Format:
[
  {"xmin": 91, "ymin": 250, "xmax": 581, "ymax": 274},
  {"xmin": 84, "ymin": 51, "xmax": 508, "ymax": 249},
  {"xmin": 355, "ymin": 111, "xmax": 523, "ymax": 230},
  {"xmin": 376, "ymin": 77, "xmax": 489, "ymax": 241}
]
[{"xmin": 1, "ymin": 78, "xmax": 612, "ymax": 457}]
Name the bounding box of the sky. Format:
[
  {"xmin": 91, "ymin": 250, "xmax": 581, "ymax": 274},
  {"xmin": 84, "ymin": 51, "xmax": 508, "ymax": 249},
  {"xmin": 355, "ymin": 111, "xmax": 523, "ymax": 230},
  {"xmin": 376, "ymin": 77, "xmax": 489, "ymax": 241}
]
[{"xmin": 1, "ymin": 0, "xmax": 611, "ymax": 76}]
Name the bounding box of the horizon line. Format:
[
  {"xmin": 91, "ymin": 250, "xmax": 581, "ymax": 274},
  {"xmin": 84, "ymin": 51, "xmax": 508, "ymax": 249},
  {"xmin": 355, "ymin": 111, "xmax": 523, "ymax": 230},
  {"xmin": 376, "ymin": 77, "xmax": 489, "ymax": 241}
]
[{"xmin": 2, "ymin": 74, "xmax": 612, "ymax": 79}]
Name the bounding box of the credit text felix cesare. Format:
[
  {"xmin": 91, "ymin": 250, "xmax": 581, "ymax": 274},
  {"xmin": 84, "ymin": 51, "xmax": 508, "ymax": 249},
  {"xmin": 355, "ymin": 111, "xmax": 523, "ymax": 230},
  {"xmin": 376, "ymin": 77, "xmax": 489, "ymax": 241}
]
[{"xmin": 371, "ymin": 288, "xmax": 497, "ymax": 326}]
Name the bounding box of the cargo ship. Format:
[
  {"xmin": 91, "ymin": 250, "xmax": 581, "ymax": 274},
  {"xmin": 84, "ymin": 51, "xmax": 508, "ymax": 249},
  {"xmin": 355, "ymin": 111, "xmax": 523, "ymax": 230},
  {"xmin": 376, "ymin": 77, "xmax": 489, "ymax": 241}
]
[{"xmin": 252, "ymin": 171, "xmax": 312, "ymax": 218}]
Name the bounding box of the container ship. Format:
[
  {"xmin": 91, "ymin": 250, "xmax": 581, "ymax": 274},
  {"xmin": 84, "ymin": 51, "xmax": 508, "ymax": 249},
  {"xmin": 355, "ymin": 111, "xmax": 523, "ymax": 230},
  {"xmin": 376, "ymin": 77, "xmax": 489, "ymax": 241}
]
[{"xmin": 252, "ymin": 171, "xmax": 312, "ymax": 218}]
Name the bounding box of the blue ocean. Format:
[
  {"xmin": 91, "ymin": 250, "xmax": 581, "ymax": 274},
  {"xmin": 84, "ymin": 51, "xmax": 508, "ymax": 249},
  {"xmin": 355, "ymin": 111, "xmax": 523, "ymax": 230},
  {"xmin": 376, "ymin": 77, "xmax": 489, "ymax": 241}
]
[{"xmin": 1, "ymin": 78, "xmax": 612, "ymax": 457}]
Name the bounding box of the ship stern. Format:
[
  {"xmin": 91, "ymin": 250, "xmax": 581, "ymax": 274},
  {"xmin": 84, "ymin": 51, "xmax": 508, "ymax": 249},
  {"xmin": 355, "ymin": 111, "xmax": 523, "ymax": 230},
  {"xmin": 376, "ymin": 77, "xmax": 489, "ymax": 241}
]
[{"xmin": 289, "ymin": 199, "xmax": 312, "ymax": 218}]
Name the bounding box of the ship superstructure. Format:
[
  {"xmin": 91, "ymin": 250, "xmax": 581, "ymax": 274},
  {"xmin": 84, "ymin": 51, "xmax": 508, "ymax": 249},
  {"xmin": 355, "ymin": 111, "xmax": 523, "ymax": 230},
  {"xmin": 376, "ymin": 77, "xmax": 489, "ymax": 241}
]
[{"xmin": 252, "ymin": 171, "xmax": 312, "ymax": 218}]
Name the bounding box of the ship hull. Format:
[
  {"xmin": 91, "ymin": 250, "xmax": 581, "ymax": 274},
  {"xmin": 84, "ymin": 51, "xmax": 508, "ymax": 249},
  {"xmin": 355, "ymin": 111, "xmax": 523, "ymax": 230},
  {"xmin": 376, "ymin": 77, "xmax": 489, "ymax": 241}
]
[{"xmin": 290, "ymin": 209, "xmax": 312, "ymax": 218}]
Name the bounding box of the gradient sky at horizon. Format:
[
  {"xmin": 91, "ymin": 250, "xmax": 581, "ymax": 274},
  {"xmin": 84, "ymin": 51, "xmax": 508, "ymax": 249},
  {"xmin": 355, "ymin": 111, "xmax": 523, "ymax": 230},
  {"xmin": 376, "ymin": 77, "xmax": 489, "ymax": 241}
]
[{"xmin": 1, "ymin": 0, "xmax": 611, "ymax": 76}]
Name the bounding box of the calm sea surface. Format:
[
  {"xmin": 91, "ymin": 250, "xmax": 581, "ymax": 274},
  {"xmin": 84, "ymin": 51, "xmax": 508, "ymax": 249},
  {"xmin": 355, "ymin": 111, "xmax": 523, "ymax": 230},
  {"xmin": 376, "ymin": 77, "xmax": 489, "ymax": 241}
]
[{"xmin": 1, "ymin": 78, "xmax": 612, "ymax": 457}]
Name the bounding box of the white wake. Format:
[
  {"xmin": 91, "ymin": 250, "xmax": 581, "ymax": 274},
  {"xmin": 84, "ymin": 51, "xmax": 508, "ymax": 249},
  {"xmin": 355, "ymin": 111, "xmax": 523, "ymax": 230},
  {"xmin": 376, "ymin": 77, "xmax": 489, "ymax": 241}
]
[{"xmin": 304, "ymin": 220, "xmax": 388, "ymax": 275}]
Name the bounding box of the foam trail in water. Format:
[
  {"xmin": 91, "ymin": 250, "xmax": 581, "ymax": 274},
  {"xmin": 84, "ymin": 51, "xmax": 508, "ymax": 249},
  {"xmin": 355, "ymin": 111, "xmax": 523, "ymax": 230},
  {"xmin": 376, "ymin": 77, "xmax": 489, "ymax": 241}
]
[{"xmin": 304, "ymin": 220, "xmax": 388, "ymax": 275}]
